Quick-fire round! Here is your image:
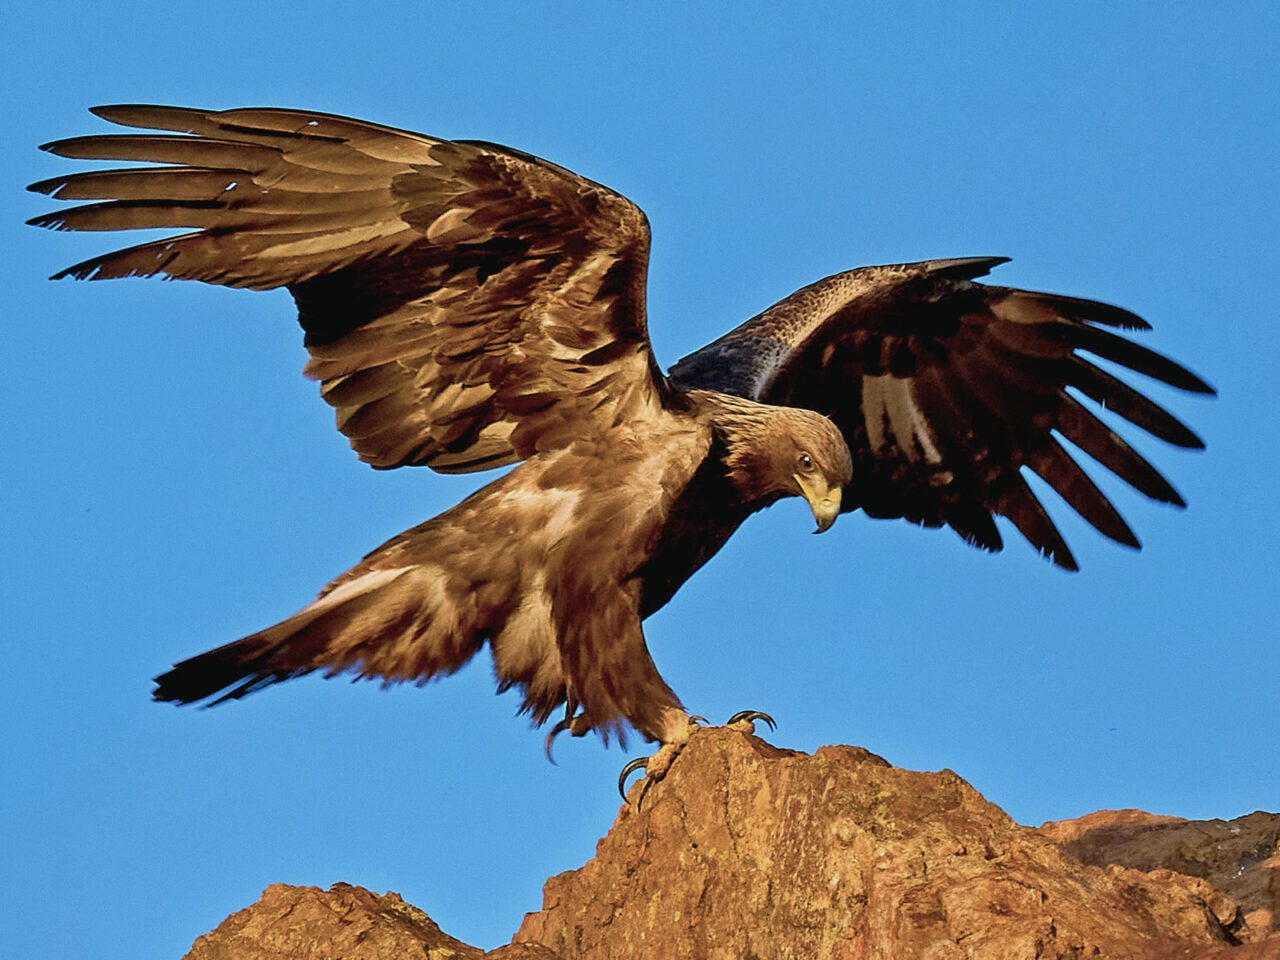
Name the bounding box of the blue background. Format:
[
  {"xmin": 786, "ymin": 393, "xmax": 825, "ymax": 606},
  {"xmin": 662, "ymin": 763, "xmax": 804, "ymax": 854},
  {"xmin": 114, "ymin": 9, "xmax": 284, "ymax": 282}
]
[{"xmin": 4, "ymin": 3, "xmax": 1276, "ymax": 957}]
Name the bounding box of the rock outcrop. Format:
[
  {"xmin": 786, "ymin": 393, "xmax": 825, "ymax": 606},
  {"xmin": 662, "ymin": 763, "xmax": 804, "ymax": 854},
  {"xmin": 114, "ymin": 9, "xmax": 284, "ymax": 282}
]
[
  {"xmin": 182, "ymin": 883, "xmax": 481, "ymax": 960},
  {"xmin": 183, "ymin": 729, "xmax": 1279, "ymax": 960},
  {"xmin": 1038, "ymin": 808, "xmax": 1279, "ymax": 943}
]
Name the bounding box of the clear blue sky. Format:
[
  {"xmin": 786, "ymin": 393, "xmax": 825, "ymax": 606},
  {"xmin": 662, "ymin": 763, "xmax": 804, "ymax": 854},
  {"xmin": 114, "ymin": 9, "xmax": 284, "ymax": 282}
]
[{"xmin": 3, "ymin": 3, "xmax": 1276, "ymax": 957}]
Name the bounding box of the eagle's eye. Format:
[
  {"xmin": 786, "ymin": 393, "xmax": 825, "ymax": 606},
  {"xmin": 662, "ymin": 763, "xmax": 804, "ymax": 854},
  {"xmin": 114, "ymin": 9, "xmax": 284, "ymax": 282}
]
[{"xmin": 798, "ymin": 452, "xmax": 814, "ymax": 471}]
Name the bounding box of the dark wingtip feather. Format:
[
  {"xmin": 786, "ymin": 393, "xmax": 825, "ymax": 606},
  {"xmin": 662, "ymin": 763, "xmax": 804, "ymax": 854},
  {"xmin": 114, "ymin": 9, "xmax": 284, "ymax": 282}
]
[
  {"xmin": 1035, "ymin": 538, "xmax": 1080, "ymax": 572},
  {"xmin": 1055, "ymin": 400, "xmax": 1192, "ymax": 507},
  {"xmin": 1181, "ymin": 430, "xmax": 1207, "ymax": 452},
  {"xmin": 1063, "ymin": 296, "xmax": 1151, "ymax": 331},
  {"xmin": 1136, "ymin": 350, "xmax": 1215, "ymax": 396},
  {"xmin": 49, "ymin": 262, "xmax": 90, "ymax": 281},
  {"xmin": 1102, "ymin": 520, "xmax": 1142, "ymax": 551},
  {"xmin": 26, "ymin": 210, "xmax": 67, "ymax": 230},
  {"xmin": 1181, "ymin": 371, "xmax": 1216, "ymax": 397},
  {"xmin": 1070, "ymin": 324, "xmax": 1215, "ymax": 395},
  {"xmin": 1040, "ymin": 536, "xmax": 1080, "ymax": 572},
  {"xmin": 1117, "ymin": 522, "xmax": 1142, "ymax": 549},
  {"xmin": 1069, "ymin": 360, "xmax": 1208, "ymax": 451},
  {"xmin": 26, "ymin": 175, "xmax": 61, "ymax": 196},
  {"xmin": 1001, "ymin": 479, "xmax": 1080, "ymax": 572}
]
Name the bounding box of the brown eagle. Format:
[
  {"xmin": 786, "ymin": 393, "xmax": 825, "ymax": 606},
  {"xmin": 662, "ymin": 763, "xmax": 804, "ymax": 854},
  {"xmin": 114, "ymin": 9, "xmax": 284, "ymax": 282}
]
[{"xmin": 29, "ymin": 105, "xmax": 1212, "ymax": 769}]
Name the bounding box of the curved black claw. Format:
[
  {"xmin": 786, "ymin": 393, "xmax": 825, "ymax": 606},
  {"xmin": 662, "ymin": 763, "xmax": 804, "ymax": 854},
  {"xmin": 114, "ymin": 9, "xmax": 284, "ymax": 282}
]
[
  {"xmin": 545, "ymin": 705, "xmax": 591, "ymax": 764},
  {"xmin": 726, "ymin": 709, "xmax": 777, "ymax": 732},
  {"xmin": 617, "ymin": 756, "xmax": 649, "ymax": 800},
  {"xmin": 544, "ymin": 717, "xmax": 573, "ymax": 764}
]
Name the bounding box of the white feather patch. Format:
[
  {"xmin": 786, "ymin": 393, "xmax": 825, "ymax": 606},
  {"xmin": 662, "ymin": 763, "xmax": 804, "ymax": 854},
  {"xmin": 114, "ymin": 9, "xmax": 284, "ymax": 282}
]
[
  {"xmin": 304, "ymin": 566, "xmax": 414, "ymax": 615},
  {"xmin": 863, "ymin": 375, "xmax": 943, "ymax": 465},
  {"xmin": 425, "ymin": 207, "xmax": 480, "ymax": 243}
]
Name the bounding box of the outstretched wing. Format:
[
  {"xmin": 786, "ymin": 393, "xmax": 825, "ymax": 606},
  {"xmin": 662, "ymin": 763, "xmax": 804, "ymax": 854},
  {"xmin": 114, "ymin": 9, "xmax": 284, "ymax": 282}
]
[
  {"xmin": 670, "ymin": 257, "xmax": 1214, "ymax": 570},
  {"xmin": 30, "ymin": 105, "xmax": 671, "ymax": 471}
]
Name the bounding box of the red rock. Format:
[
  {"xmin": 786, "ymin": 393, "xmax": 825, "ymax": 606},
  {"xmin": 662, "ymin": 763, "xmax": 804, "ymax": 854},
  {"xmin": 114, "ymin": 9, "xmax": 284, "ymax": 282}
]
[
  {"xmin": 183, "ymin": 730, "xmax": 1279, "ymax": 960},
  {"xmin": 182, "ymin": 882, "xmax": 484, "ymax": 960},
  {"xmin": 515, "ymin": 732, "xmax": 1253, "ymax": 959},
  {"xmin": 1039, "ymin": 808, "xmax": 1280, "ymax": 944}
]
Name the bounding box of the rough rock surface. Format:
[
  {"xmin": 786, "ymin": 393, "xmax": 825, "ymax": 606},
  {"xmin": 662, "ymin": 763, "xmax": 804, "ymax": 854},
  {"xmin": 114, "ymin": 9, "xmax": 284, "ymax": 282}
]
[
  {"xmin": 515, "ymin": 731, "xmax": 1268, "ymax": 959},
  {"xmin": 184, "ymin": 730, "xmax": 1278, "ymax": 960},
  {"xmin": 1039, "ymin": 809, "xmax": 1280, "ymax": 943},
  {"xmin": 182, "ymin": 882, "xmax": 482, "ymax": 960},
  {"xmin": 181, "ymin": 883, "xmax": 560, "ymax": 960}
]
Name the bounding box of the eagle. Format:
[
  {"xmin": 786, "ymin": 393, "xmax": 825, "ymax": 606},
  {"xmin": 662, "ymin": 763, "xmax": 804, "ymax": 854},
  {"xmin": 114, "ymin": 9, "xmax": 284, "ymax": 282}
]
[{"xmin": 29, "ymin": 105, "xmax": 1212, "ymax": 779}]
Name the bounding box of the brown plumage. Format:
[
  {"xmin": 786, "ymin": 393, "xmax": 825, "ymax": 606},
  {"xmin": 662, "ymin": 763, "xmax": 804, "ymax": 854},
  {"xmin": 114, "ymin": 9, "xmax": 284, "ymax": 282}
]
[
  {"xmin": 29, "ymin": 105, "xmax": 1211, "ymax": 746},
  {"xmin": 670, "ymin": 259, "xmax": 1214, "ymax": 570}
]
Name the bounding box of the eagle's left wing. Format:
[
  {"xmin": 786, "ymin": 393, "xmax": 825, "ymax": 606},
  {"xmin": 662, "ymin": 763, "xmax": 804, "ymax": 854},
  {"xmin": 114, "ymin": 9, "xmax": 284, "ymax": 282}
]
[
  {"xmin": 30, "ymin": 105, "xmax": 670, "ymax": 472},
  {"xmin": 670, "ymin": 257, "xmax": 1214, "ymax": 570}
]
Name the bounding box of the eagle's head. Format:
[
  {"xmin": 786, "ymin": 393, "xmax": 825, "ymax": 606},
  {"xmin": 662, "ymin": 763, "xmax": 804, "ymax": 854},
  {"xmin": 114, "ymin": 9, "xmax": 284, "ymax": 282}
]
[
  {"xmin": 777, "ymin": 408, "xmax": 853, "ymax": 532},
  {"xmin": 712, "ymin": 398, "xmax": 853, "ymax": 532}
]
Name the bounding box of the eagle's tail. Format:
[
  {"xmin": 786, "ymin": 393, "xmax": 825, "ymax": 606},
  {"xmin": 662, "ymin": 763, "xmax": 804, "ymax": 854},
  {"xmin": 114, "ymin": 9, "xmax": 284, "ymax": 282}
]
[{"xmin": 154, "ymin": 565, "xmax": 483, "ymax": 706}]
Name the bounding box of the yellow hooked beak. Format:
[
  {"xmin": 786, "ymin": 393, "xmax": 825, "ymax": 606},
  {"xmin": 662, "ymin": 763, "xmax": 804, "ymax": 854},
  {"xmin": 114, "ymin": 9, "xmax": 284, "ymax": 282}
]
[{"xmin": 794, "ymin": 473, "xmax": 842, "ymax": 534}]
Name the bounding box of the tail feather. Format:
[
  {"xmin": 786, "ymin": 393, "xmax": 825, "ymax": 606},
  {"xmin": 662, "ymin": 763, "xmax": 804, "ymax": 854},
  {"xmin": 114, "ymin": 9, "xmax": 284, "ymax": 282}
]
[
  {"xmin": 153, "ymin": 565, "xmax": 483, "ymax": 705},
  {"xmin": 153, "ymin": 606, "xmax": 336, "ymax": 706},
  {"xmin": 153, "ymin": 635, "xmax": 287, "ymax": 705}
]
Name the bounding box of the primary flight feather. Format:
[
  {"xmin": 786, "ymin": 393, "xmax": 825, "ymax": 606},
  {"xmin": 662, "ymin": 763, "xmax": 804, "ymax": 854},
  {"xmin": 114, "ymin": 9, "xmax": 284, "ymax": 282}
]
[{"xmin": 29, "ymin": 105, "xmax": 1212, "ymax": 751}]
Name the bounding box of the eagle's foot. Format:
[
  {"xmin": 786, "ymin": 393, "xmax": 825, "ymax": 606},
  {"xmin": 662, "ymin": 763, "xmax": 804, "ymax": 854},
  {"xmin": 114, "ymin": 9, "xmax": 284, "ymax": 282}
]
[
  {"xmin": 616, "ymin": 710, "xmax": 776, "ymax": 803},
  {"xmin": 544, "ymin": 702, "xmax": 593, "ymax": 764},
  {"xmin": 725, "ymin": 709, "xmax": 776, "ymax": 735},
  {"xmin": 617, "ymin": 711, "xmax": 703, "ymax": 805},
  {"xmin": 616, "ymin": 741, "xmax": 679, "ymax": 805},
  {"xmin": 617, "ymin": 709, "xmax": 778, "ymax": 804}
]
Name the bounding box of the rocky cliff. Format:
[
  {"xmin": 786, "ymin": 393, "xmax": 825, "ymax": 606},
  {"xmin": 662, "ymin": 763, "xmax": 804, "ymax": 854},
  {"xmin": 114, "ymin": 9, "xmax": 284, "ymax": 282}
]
[{"xmin": 183, "ymin": 729, "xmax": 1278, "ymax": 960}]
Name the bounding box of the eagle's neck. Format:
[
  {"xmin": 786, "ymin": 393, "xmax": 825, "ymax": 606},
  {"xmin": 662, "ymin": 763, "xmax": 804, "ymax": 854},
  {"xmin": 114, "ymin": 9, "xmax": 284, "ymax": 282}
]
[{"xmin": 700, "ymin": 393, "xmax": 793, "ymax": 510}]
